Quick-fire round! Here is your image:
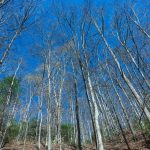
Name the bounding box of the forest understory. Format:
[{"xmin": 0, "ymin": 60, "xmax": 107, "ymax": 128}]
[{"xmin": 2, "ymin": 131, "xmax": 150, "ymax": 150}]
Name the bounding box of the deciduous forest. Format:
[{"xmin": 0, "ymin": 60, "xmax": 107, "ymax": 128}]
[{"xmin": 0, "ymin": 0, "xmax": 150, "ymax": 149}]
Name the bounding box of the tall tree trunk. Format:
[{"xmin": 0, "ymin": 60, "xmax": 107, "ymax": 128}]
[
  {"xmin": 74, "ymin": 78, "xmax": 82, "ymax": 150},
  {"xmin": 56, "ymin": 66, "xmax": 65, "ymax": 150},
  {"xmin": 46, "ymin": 51, "xmax": 52, "ymax": 150},
  {"xmin": 106, "ymin": 65, "xmax": 136, "ymax": 139},
  {"xmin": 106, "ymin": 91, "xmax": 131, "ymax": 150},
  {"xmin": 87, "ymin": 74, "xmax": 104, "ymax": 150},
  {"xmin": 74, "ymin": 55, "xmax": 98, "ymax": 148},
  {"xmin": 94, "ymin": 20, "xmax": 150, "ymax": 122}
]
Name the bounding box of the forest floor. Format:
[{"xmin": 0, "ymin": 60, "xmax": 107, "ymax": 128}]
[{"xmin": 1, "ymin": 131, "xmax": 150, "ymax": 150}]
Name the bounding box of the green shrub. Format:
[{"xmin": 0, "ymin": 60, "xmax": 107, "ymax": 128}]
[
  {"xmin": 4, "ymin": 121, "xmax": 19, "ymax": 145},
  {"xmin": 142, "ymin": 120, "xmax": 150, "ymax": 136},
  {"xmin": 61, "ymin": 124, "xmax": 74, "ymax": 143}
]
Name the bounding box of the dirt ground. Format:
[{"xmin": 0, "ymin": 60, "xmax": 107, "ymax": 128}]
[{"xmin": 1, "ymin": 132, "xmax": 150, "ymax": 150}]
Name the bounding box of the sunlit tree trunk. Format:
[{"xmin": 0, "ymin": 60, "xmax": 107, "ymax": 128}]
[
  {"xmin": 94, "ymin": 20, "xmax": 150, "ymax": 122},
  {"xmin": 115, "ymin": 33, "xmax": 150, "ymax": 89},
  {"xmin": 46, "ymin": 50, "xmax": 52, "ymax": 150},
  {"xmin": 87, "ymin": 73, "xmax": 104, "ymax": 150},
  {"xmin": 106, "ymin": 65, "xmax": 136, "ymax": 139}
]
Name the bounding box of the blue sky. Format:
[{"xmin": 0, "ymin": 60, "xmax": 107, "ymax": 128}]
[
  {"xmin": 14, "ymin": 0, "xmax": 113, "ymax": 74},
  {"xmin": 11, "ymin": 0, "xmax": 148, "ymax": 77}
]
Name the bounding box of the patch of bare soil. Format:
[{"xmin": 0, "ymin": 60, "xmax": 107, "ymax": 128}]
[
  {"xmin": 1, "ymin": 143, "xmax": 77, "ymax": 150},
  {"xmin": 105, "ymin": 131, "xmax": 150, "ymax": 150},
  {"xmin": 1, "ymin": 141, "xmax": 40, "ymax": 150},
  {"xmin": 1, "ymin": 132, "xmax": 150, "ymax": 150}
]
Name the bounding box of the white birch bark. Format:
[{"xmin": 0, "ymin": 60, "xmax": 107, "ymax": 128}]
[
  {"xmin": 46, "ymin": 49, "xmax": 52, "ymax": 150},
  {"xmin": 128, "ymin": 12, "xmax": 150, "ymax": 39},
  {"xmin": 0, "ymin": 60, "xmax": 22, "ymax": 148},
  {"xmin": 57, "ymin": 66, "xmax": 65, "ymax": 150},
  {"xmin": 87, "ymin": 74, "xmax": 104, "ymax": 150},
  {"xmin": 115, "ymin": 33, "xmax": 150, "ymax": 88},
  {"xmin": 94, "ymin": 20, "xmax": 150, "ymax": 122},
  {"xmin": 106, "ymin": 65, "xmax": 136, "ymax": 137},
  {"xmin": 37, "ymin": 91, "xmax": 43, "ymax": 149}
]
